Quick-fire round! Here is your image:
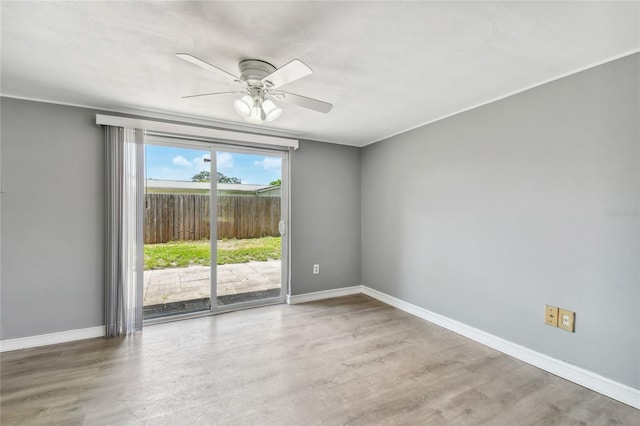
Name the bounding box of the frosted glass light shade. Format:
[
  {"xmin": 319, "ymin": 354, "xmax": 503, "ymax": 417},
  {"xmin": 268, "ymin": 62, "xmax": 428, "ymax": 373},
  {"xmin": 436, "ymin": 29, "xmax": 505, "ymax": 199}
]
[
  {"xmin": 245, "ymin": 103, "xmax": 266, "ymax": 124},
  {"xmin": 233, "ymin": 95, "xmax": 253, "ymax": 118},
  {"xmin": 262, "ymin": 99, "xmax": 283, "ymax": 122}
]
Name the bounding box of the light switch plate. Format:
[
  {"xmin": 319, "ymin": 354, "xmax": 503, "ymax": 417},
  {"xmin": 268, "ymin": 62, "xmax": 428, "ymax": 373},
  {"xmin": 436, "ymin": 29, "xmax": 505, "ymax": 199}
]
[{"xmin": 545, "ymin": 305, "xmax": 559, "ymax": 327}]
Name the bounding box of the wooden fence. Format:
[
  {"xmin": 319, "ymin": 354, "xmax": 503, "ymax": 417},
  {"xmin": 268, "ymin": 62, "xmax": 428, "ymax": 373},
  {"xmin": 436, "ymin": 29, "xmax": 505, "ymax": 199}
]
[{"xmin": 144, "ymin": 194, "xmax": 281, "ymax": 244}]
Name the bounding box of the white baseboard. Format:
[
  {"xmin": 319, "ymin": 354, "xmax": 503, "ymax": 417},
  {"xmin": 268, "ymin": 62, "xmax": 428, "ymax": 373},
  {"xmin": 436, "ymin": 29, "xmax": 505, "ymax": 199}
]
[
  {"xmin": 0, "ymin": 326, "xmax": 104, "ymax": 352},
  {"xmin": 286, "ymin": 286, "xmax": 362, "ymax": 304},
  {"xmin": 360, "ymin": 285, "xmax": 640, "ymax": 410}
]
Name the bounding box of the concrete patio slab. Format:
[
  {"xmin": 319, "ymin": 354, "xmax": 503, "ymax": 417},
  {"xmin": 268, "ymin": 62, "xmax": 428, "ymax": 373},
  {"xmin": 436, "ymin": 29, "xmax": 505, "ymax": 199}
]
[{"xmin": 143, "ymin": 260, "xmax": 281, "ymax": 306}]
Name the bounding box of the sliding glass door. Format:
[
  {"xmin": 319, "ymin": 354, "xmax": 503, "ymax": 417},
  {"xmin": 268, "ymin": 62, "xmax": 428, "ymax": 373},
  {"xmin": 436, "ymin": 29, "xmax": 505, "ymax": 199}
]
[
  {"xmin": 213, "ymin": 148, "xmax": 287, "ymax": 310},
  {"xmin": 143, "ymin": 144, "xmax": 212, "ymax": 319},
  {"xmin": 143, "ymin": 138, "xmax": 287, "ymax": 320}
]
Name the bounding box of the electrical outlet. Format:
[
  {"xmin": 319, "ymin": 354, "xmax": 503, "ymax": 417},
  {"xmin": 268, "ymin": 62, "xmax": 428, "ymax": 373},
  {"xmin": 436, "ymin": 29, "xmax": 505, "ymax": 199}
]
[
  {"xmin": 545, "ymin": 305, "xmax": 559, "ymax": 327},
  {"xmin": 558, "ymin": 309, "xmax": 575, "ymax": 332},
  {"xmin": 313, "ymin": 264, "xmax": 319, "ymax": 274}
]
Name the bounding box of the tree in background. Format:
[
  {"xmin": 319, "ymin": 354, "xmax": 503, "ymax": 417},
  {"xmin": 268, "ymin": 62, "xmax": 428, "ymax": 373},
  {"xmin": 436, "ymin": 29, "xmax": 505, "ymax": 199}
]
[
  {"xmin": 191, "ymin": 171, "xmax": 210, "ymax": 182},
  {"xmin": 217, "ymin": 172, "xmax": 241, "ymax": 184},
  {"xmin": 269, "ymin": 179, "xmax": 282, "ymax": 186},
  {"xmin": 192, "ymin": 171, "xmax": 241, "ymax": 184}
]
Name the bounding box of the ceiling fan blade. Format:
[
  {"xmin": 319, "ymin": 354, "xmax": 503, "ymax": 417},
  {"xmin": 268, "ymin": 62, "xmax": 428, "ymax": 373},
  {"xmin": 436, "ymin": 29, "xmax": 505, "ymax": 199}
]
[
  {"xmin": 176, "ymin": 53, "xmax": 240, "ymax": 82},
  {"xmin": 182, "ymin": 91, "xmax": 244, "ymax": 99},
  {"xmin": 277, "ymin": 92, "xmax": 333, "ymax": 113},
  {"xmin": 262, "ymin": 59, "xmax": 312, "ymax": 89}
]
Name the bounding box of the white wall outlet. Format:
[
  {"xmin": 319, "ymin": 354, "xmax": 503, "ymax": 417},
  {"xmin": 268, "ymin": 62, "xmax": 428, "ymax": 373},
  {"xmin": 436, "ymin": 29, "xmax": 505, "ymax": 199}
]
[
  {"xmin": 558, "ymin": 309, "xmax": 575, "ymax": 332},
  {"xmin": 313, "ymin": 264, "xmax": 319, "ymax": 274}
]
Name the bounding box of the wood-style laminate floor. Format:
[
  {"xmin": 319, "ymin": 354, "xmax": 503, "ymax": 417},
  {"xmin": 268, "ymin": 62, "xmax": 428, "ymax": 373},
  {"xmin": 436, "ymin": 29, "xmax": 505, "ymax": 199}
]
[{"xmin": 1, "ymin": 295, "xmax": 638, "ymax": 425}]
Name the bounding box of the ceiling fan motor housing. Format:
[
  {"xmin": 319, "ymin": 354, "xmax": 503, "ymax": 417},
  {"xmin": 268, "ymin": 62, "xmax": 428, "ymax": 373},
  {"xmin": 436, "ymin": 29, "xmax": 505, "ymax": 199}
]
[{"xmin": 238, "ymin": 59, "xmax": 276, "ymax": 85}]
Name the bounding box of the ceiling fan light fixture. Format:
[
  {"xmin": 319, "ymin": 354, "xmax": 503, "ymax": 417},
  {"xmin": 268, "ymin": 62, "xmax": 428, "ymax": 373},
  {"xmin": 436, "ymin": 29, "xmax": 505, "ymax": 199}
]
[
  {"xmin": 232, "ymin": 95, "xmax": 253, "ymax": 118},
  {"xmin": 244, "ymin": 101, "xmax": 265, "ymax": 124},
  {"xmin": 178, "ymin": 54, "xmax": 332, "ymax": 123},
  {"xmin": 262, "ymin": 99, "xmax": 283, "ymax": 122}
]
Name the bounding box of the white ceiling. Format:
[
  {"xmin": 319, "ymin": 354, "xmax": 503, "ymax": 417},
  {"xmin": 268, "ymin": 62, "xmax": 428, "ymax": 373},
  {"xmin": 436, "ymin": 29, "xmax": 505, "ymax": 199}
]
[{"xmin": 1, "ymin": 1, "xmax": 638, "ymax": 147}]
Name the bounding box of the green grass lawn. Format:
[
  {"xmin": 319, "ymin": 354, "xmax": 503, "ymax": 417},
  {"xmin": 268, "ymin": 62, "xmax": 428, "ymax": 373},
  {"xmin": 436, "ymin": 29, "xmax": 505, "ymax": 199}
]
[{"xmin": 144, "ymin": 237, "xmax": 281, "ymax": 270}]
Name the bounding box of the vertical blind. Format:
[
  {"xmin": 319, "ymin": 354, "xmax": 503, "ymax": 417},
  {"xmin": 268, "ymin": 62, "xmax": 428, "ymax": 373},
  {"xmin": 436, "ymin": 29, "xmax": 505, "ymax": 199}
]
[{"xmin": 105, "ymin": 126, "xmax": 144, "ymax": 337}]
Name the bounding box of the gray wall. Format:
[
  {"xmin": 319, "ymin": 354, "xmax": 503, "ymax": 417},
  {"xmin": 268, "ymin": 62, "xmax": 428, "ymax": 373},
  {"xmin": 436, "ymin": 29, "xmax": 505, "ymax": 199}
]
[
  {"xmin": 1, "ymin": 98, "xmax": 105, "ymax": 339},
  {"xmin": 361, "ymin": 53, "xmax": 640, "ymax": 388},
  {"xmin": 0, "ymin": 98, "xmax": 362, "ymax": 338},
  {"xmin": 290, "ymin": 139, "xmax": 361, "ymax": 294}
]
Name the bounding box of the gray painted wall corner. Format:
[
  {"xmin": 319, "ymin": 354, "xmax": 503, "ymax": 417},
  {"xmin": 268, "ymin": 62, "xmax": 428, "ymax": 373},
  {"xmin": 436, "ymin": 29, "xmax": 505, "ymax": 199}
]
[
  {"xmin": 361, "ymin": 53, "xmax": 640, "ymax": 388},
  {"xmin": 290, "ymin": 139, "xmax": 361, "ymax": 295}
]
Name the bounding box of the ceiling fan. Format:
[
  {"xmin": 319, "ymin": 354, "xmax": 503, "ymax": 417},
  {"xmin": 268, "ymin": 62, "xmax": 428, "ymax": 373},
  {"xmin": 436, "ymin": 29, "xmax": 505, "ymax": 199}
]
[{"xmin": 177, "ymin": 53, "xmax": 333, "ymax": 124}]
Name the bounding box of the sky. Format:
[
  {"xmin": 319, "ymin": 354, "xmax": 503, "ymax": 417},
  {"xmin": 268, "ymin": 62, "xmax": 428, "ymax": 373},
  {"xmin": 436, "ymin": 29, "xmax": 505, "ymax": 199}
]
[{"xmin": 145, "ymin": 144, "xmax": 281, "ymax": 185}]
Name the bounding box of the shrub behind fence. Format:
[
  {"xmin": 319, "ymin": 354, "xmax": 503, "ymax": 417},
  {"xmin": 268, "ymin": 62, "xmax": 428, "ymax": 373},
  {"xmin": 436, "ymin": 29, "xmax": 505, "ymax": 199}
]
[{"xmin": 144, "ymin": 194, "xmax": 281, "ymax": 244}]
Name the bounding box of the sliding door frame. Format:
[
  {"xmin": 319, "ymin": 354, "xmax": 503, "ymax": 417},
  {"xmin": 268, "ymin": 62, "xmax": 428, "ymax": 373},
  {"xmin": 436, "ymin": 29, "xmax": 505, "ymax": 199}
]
[{"xmin": 143, "ymin": 134, "xmax": 290, "ymax": 324}]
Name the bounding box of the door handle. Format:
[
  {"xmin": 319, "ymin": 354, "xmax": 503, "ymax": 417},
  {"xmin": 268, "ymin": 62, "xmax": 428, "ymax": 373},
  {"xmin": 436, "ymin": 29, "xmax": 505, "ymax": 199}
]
[{"xmin": 279, "ymin": 220, "xmax": 286, "ymax": 236}]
